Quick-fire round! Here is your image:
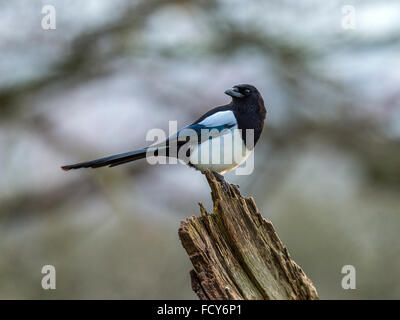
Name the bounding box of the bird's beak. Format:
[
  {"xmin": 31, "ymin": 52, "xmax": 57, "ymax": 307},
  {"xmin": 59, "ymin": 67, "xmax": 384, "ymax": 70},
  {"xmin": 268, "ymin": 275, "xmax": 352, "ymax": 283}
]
[{"xmin": 224, "ymin": 87, "xmax": 244, "ymax": 98}]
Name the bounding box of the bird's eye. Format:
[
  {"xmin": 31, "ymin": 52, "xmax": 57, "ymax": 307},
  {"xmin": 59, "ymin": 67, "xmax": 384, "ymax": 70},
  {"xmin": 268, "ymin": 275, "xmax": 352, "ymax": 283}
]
[{"xmin": 244, "ymin": 89, "xmax": 251, "ymax": 94}]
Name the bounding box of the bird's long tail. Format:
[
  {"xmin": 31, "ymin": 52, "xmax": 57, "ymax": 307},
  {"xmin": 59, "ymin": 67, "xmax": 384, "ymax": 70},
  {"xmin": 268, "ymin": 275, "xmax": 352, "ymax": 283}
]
[{"xmin": 61, "ymin": 147, "xmax": 163, "ymax": 171}]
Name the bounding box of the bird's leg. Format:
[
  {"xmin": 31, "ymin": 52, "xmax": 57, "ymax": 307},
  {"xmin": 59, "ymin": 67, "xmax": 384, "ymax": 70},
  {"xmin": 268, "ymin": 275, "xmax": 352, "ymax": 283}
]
[{"xmin": 212, "ymin": 172, "xmax": 232, "ymax": 195}]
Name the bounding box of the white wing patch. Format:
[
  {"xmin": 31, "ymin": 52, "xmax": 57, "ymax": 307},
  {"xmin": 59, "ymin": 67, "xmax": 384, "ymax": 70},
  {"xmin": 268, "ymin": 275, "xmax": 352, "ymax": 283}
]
[{"xmin": 198, "ymin": 110, "xmax": 237, "ymax": 129}]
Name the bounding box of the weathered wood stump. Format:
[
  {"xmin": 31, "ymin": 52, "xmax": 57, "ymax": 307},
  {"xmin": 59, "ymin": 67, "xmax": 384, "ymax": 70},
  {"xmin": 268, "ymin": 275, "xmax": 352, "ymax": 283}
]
[{"xmin": 178, "ymin": 170, "xmax": 319, "ymax": 300}]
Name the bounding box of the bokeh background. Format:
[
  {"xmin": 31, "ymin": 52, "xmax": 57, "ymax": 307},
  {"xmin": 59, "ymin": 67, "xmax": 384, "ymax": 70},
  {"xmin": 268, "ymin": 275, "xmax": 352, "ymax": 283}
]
[{"xmin": 1, "ymin": 0, "xmax": 399, "ymax": 299}]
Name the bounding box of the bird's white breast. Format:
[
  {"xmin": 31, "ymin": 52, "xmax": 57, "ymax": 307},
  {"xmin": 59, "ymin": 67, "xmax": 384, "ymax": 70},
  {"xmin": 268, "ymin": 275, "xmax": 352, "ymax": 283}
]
[{"xmin": 189, "ymin": 127, "xmax": 251, "ymax": 174}]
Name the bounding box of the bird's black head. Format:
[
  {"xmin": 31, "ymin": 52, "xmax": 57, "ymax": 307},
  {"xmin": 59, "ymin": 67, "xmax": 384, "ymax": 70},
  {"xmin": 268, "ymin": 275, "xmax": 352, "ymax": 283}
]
[
  {"xmin": 224, "ymin": 84, "xmax": 266, "ymax": 145},
  {"xmin": 224, "ymin": 84, "xmax": 264, "ymax": 114},
  {"xmin": 224, "ymin": 84, "xmax": 259, "ymax": 100}
]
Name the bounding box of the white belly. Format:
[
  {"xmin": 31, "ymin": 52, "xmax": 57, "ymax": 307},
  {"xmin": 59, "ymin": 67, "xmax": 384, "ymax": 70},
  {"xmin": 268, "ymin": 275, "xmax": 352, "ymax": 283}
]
[{"xmin": 189, "ymin": 129, "xmax": 252, "ymax": 174}]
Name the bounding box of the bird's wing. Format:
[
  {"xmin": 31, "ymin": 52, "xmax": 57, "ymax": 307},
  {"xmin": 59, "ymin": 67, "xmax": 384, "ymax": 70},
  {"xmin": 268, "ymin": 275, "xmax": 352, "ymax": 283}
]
[
  {"xmin": 195, "ymin": 110, "xmax": 237, "ymax": 129},
  {"xmin": 166, "ymin": 110, "xmax": 238, "ymax": 146}
]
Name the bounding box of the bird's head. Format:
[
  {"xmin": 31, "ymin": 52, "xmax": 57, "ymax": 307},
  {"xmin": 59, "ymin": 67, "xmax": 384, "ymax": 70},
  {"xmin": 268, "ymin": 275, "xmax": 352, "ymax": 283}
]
[
  {"xmin": 224, "ymin": 84, "xmax": 260, "ymax": 100},
  {"xmin": 224, "ymin": 84, "xmax": 264, "ymax": 112}
]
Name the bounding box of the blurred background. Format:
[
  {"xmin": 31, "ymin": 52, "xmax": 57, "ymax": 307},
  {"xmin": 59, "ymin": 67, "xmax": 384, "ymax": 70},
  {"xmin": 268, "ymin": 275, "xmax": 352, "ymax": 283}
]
[{"xmin": 0, "ymin": 0, "xmax": 399, "ymax": 299}]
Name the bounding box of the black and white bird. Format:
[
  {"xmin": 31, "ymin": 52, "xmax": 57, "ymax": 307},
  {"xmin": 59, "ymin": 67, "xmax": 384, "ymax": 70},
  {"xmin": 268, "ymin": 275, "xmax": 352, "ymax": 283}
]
[{"xmin": 62, "ymin": 84, "xmax": 266, "ymax": 186}]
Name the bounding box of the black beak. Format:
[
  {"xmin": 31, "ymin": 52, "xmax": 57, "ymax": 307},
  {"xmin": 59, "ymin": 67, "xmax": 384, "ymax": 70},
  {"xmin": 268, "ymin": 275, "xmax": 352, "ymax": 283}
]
[{"xmin": 224, "ymin": 87, "xmax": 244, "ymax": 98}]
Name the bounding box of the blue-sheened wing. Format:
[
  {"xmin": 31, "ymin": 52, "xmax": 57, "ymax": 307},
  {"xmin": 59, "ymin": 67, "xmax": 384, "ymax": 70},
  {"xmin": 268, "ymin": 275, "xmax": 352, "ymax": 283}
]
[{"xmin": 167, "ymin": 110, "xmax": 238, "ymax": 146}]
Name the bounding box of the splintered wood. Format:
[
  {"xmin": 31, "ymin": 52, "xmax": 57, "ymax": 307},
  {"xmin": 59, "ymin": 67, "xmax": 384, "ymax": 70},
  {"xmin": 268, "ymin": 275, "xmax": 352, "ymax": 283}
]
[{"xmin": 179, "ymin": 170, "xmax": 319, "ymax": 300}]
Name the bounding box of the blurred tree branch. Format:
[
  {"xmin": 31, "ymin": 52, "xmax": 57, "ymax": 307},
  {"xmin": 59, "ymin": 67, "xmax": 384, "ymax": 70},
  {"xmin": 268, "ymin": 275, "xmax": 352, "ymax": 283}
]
[{"xmin": 1, "ymin": 0, "xmax": 399, "ymax": 224}]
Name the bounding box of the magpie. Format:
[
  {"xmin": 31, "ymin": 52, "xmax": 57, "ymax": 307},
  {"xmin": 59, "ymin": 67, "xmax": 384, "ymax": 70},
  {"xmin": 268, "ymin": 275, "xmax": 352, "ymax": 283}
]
[{"xmin": 62, "ymin": 84, "xmax": 266, "ymax": 188}]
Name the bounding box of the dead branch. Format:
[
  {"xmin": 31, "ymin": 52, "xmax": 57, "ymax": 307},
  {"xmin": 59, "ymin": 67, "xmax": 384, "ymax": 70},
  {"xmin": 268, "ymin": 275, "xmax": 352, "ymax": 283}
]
[{"xmin": 179, "ymin": 170, "xmax": 319, "ymax": 300}]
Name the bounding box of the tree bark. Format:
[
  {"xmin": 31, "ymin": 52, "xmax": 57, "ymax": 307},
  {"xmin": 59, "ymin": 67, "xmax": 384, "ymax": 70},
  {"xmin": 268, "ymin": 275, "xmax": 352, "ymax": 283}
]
[{"xmin": 178, "ymin": 170, "xmax": 319, "ymax": 300}]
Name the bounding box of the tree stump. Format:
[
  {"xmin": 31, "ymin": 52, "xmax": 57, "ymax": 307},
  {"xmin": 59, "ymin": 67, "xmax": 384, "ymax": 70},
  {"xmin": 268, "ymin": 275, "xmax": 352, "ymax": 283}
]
[{"xmin": 178, "ymin": 170, "xmax": 319, "ymax": 300}]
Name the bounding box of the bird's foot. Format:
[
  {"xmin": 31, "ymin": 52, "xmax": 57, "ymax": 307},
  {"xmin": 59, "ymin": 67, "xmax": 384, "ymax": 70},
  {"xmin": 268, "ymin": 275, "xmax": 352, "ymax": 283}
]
[{"xmin": 212, "ymin": 172, "xmax": 232, "ymax": 195}]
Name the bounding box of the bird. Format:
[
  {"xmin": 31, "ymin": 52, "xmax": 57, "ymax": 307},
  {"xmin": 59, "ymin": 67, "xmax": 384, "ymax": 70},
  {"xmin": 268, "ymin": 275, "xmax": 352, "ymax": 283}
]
[{"xmin": 62, "ymin": 84, "xmax": 266, "ymax": 190}]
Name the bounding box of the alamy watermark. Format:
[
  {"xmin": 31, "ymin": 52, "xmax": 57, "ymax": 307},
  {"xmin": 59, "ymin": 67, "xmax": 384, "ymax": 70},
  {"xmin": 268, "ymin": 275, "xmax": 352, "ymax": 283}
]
[
  {"xmin": 342, "ymin": 5, "xmax": 356, "ymax": 30},
  {"xmin": 341, "ymin": 265, "xmax": 356, "ymax": 290},
  {"xmin": 41, "ymin": 265, "xmax": 56, "ymax": 290},
  {"xmin": 41, "ymin": 5, "xmax": 56, "ymax": 30}
]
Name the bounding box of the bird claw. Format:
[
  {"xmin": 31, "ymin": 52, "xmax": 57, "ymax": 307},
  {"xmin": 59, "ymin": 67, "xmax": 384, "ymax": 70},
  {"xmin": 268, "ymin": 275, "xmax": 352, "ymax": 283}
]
[
  {"xmin": 221, "ymin": 180, "xmax": 232, "ymax": 195},
  {"xmin": 213, "ymin": 172, "xmax": 232, "ymax": 195}
]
